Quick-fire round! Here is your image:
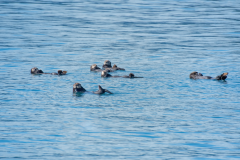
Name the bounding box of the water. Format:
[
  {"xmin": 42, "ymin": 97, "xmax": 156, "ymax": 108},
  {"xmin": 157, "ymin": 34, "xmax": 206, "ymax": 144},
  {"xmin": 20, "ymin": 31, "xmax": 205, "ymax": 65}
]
[{"xmin": 0, "ymin": 0, "xmax": 240, "ymax": 159}]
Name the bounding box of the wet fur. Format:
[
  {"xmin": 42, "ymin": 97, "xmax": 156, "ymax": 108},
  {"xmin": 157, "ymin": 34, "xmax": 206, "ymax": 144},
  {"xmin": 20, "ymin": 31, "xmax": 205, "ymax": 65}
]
[{"xmin": 190, "ymin": 71, "xmax": 228, "ymax": 80}]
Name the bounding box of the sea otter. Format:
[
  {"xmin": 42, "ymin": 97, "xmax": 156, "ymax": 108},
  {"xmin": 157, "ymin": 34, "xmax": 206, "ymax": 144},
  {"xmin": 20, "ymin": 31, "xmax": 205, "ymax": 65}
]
[
  {"xmin": 189, "ymin": 72, "xmax": 228, "ymax": 80},
  {"xmin": 101, "ymin": 70, "xmax": 121, "ymax": 77},
  {"xmin": 90, "ymin": 64, "xmax": 104, "ymax": 72},
  {"xmin": 102, "ymin": 60, "xmax": 112, "ymax": 69},
  {"xmin": 112, "ymin": 64, "xmax": 125, "ymax": 71},
  {"xmin": 51, "ymin": 70, "xmax": 67, "ymax": 75},
  {"xmin": 122, "ymin": 73, "xmax": 143, "ymax": 78},
  {"xmin": 90, "ymin": 64, "xmax": 113, "ymax": 72},
  {"xmin": 73, "ymin": 83, "xmax": 87, "ymax": 93},
  {"xmin": 31, "ymin": 67, "xmax": 44, "ymax": 74},
  {"xmin": 31, "ymin": 67, "xmax": 67, "ymax": 75},
  {"xmin": 101, "ymin": 71, "xmax": 143, "ymax": 78},
  {"xmin": 102, "ymin": 60, "xmax": 125, "ymax": 71},
  {"xmin": 73, "ymin": 83, "xmax": 112, "ymax": 94}
]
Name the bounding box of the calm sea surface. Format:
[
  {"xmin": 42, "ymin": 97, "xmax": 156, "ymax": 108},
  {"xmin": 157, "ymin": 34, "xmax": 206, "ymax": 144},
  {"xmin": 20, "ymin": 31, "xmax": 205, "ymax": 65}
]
[{"xmin": 0, "ymin": 0, "xmax": 240, "ymax": 159}]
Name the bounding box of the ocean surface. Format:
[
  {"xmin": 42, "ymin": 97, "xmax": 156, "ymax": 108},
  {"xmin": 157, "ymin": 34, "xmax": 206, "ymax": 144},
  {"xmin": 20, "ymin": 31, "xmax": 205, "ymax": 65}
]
[{"xmin": 0, "ymin": 0, "xmax": 240, "ymax": 159}]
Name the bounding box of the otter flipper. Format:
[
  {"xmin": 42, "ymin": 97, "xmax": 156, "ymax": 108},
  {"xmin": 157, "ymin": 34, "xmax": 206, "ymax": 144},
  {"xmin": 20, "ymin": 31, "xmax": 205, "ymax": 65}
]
[
  {"xmin": 62, "ymin": 71, "xmax": 67, "ymax": 75},
  {"xmin": 104, "ymin": 89, "xmax": 113, "ymax": 94},
  {"xmin": 93, "ymin": 85, "xmax": 113, "ymax": 94},
  {"xmin": 215, "ymin": 72, "xmax": 228, "ymax": 80}
]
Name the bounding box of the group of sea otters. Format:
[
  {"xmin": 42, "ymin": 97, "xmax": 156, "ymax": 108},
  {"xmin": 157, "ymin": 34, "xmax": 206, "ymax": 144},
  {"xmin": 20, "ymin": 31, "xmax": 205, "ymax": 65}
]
[{"xmin": 31, "ymin": 60, "xmax": 228, "ymax": 94}]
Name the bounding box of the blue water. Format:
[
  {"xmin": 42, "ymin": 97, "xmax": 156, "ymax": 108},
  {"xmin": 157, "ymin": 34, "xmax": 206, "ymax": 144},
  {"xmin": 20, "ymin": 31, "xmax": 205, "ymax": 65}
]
[{"xmin": 0, "ymin": 0, "xmax": 240, "ymax": 159}]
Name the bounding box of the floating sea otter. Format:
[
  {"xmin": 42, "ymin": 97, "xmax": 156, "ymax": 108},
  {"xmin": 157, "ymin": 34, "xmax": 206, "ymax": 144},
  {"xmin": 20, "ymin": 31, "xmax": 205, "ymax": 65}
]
[
  {"xmin": 73, "ymin": 83, "xmax": 113, "ymax": 94},
  {"xmin": 90, "ymin": 64, "xmax": 113, "ymax": 72},
  {"xmin": 189, "ymin": 72, "xmax": 228, "ymax": 80},
  {"xmin": 90, "ymin": 64, "xmax": 104, "ymax": 72},
  {"xmin": 101, "ymin": 71, "xmax": 143, "ymax": 78},
  {"xmin": 31, "ymin": 67, "xmax": 44, "ymax": 74},
  {"xmin": 102, "ymin": 60, "xmax": 125, "ymax": 71},
  {"xmin": 73, "ymin": 83, "xmax": 87, "ymax": 93},
  {"xmin": 101, "ymin": 70, "xmax": 113, "ymax": 77},
  {"xmin": 122, "ymin": 73, "xmax": 143, "ymax": 78},
  {"xmin": 51, "ymin": 70, "xmax": 67, "ymax": 75},
  {"xmin": 102, "ymin": 60, "xmax": 112, "ymax": 69},
  {"xmin": 112, "ymin": 64, "xmax": 125, "ymax": 71},
  {"xmin": 31, "ymin": 67, "xmax": 67, "ymax": 75}
]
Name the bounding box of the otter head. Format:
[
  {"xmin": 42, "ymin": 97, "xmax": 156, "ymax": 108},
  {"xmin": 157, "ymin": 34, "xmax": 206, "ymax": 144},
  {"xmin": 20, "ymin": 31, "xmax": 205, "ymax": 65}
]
[
  {"xmin": 129, "ymin": 73, "xmax": 135, "ymax": 78},
  {"xmin": 190, "ymin": 71, "xmax": 198, "ymax": 79},
  {"xmin": 101, "ymin": 70, "xmax": 108, "ymax": 77},
  {"xmin": 73, "ymin": 83, "xmax": 86, "ymax": 92},
  {"xmin": 91, "ymin": 64, "xmax": 100, "ymax": 70},
  {"xmin": 113, "ymin": 64, "xmax": 117, "ymax": 68},
  {"xmin": 31, "ymin": 67, "xmax": 43, "ymax": 74},
  {"xmin": 219, "ymin": 72, "xmax": 228, "ymax": 80},
  {"xmin": 73, "ymin": 83, "xmax": 81, "ymax": 89},
  {"xmin": 58, "ymin": 70, "xmax": 63, "ymax": 75},
  {"xmin": 103, "ymin": 60, "xmax": 112, "ymax": 67},
  {"xmin": 57, "ymin": 70, "xmax": 67, "ymax": 75},
  {"xmin": 31, "ymin": 67, "xmax": 39, "ymax": 74}
]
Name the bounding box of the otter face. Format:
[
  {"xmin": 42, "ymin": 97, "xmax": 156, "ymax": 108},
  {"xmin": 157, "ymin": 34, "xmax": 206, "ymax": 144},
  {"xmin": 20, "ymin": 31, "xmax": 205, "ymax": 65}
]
[
  {"xmin": 192, "ymin": 71, "xmax": 198, "ymax": 75},
  {"xmin": 104, "ymin": 60, "xmax": 111, "ymax": 67},
  {"xmin": 113, "ymin": 64, "xmax": 117, "ymax": 68},
  {"xmin": 73, "ymin": 83, "xmax": 86, "ymax": 93},
  {"xmin": 31, "ymin": 67, "xmax": 39, "ymax": 73},
  {"xmin": 101, "ymin": 71, "xmax": 107, "ymax": 77},
  {"xmin": 91, "ymin": 64, "xmax": 101, "ymax": 71},
  {"xmin": 129, "ymin": 73, "xmax": 135, "ymax": 78},
  {"xmin": 91, "ymin": 64, "xmax": 97, "ymax": 69},
  {"xmin": 220, "ymin": 72, "xmax": 228, "ymax": 80},
  {"xmin": 73, "ymin": 83, "xmax": 82, "ymax": 89},
  {"xmin": 58, "ymin": 70, "xmax": 63, "ymax": 75},
  {"xmin": 190, "ymin": 71, "xmax": 199, "ymax": 79}
]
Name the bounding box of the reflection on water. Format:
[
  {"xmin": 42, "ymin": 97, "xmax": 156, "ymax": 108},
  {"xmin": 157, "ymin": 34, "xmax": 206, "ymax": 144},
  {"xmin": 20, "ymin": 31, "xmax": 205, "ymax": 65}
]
[{"xmin": 0, "ymin": 0, "xmax": 240, "ymax": 159}]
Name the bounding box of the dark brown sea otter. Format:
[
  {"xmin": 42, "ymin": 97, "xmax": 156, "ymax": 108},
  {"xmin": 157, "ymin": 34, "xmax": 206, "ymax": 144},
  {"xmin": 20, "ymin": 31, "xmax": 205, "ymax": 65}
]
[
  {"xmin": 190, "ymin": 72, "xmax": 228, "ymax": 80},
  {"xmin": 31, "ymin": 67, "xmax": 67, "ymax": 75},
  {"xmin": 73, "ymin": 83, "xmax": 87, "ymax": 93},
  {"xmin": 51, "ymin": 70, "xmax": 67, "ymax": 75},
  {"xmin": 31, "ymin": 67, "xmax": 44, "ymax": 74},
  {"xmin": 90, "ymin": 64, "xmax": 113, "ymax": 72},
  {"xmin": 122, "ymin": 73, "xmax": 143, "ymax": 78},
  {"xmin": 73, "ymin": 83, "xmax": 112, "ymax": 94},
  {"xmin": 101, "ymin": 71, "xmax": 143, "ymax": 78},
  {"xmin": 101, "ymin": 70, "xmax": 116, "ymax": 77},
  {"xmin": 102, "ymin": 60, "xmax": 125, "ymax": 71},
  {"xmin": 112, "ymin": 64, "xmax": 125, "ymax": 71},
  {"xmin": 102, "ymin": 60, "xmax": 112, "ymax": 69},
  {"xmin": 90, "ymin": 64, "xmax": 104, "ymax": 72}
]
